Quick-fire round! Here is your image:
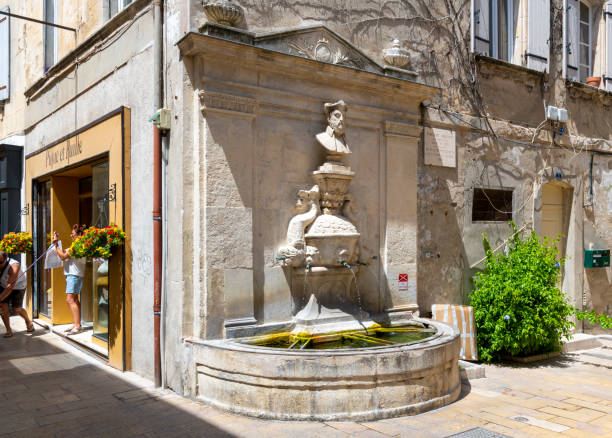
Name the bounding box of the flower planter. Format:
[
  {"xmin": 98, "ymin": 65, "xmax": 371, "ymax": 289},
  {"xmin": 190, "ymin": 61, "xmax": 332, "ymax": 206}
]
[
  {"xmin": 70, "ymin": 225, "xmax": 126, "ymax": 259},
  {"xmin": 0, "ymin": 232, "xmax": 33, "ymax": 254},
  {"xmin": 586, "ymin": 76, "xmax": 601, "ymax": 88}
]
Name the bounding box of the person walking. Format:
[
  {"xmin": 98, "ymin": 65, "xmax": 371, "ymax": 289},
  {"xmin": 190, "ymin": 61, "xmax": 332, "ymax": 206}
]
[
  {"xmin": 52, "ymin": 225, "xmax": 87, "ymax": 335},
  {"xmin": 0, "ymin": 251, "xmax": 34, "ymax": 338}
]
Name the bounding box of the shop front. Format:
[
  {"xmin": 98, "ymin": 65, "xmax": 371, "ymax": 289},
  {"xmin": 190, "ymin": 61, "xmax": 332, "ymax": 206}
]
[{"xmin": 25, "ymin": 108, "xmax": 131, "ymax": 370}]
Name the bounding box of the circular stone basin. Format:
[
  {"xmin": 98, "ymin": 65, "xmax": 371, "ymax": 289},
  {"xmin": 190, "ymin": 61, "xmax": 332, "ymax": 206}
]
[{"xmin": 191, "ymin": 318, "xmax": 461, "ymax": 421}]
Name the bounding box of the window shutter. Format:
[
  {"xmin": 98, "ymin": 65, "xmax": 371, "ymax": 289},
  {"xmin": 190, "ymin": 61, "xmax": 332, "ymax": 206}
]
[
  {"xmin": 474, "ymin": 0, "xmax": 491, "ymax": 56},
  {"xmin": 526, "ymin": 0, "xmax": 550, "ymax": 72},
  {"xmin": 0, "ymin": 6, "xmax": 9, "ymax": 101},
  {"xmin": 606, "ymin": 2, "xmax": 612, "ymax": 91},
  {"xmin": 567, "ymin": 0, "xmax": 579, "ymax": 81}
]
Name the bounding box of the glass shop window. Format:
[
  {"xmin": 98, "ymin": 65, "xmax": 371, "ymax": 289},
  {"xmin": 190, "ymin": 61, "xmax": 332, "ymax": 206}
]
[{"xmin": 472, "ymin": 188, "xmax": 513, "ymax": 222}]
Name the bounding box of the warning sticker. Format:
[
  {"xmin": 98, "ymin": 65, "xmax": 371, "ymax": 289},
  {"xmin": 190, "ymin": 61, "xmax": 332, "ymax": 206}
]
[{"xmin": 398, "ymin": 273, "xmax": 408, "ymax": 290}]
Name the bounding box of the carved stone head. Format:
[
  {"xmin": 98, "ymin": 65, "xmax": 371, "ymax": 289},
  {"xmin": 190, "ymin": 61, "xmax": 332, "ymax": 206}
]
[{"xmin": 324, "ymin": 100, "xmax": 347, "ymax": 137}]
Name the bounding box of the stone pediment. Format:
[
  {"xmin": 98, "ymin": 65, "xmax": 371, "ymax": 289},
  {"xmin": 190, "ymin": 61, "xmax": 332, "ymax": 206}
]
[
  {"xmin": 254, "ymin": 26, "xmax": 382, "ymax": 74},
  {"xmin": 195, "ymin": 23, "xmax": 416, "ymax": 79}
]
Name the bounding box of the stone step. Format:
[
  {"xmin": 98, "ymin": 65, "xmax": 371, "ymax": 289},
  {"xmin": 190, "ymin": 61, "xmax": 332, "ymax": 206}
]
[
  {"xmin": 562, "ymin": 333, "xmax": 603, "ymax": 352},
  {"xmin": 576, "ymin": 347, "xmax": 612, "ymax": 368}
]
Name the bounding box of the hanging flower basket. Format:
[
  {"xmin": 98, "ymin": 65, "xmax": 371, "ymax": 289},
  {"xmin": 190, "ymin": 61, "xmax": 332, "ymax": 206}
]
[
  {"xmin": 70, "ymin": 225, "xmax": 126, "ymax": 259},
  {"xmin": 0, "ymin": 232, "xmax": 33, "ymax": 254}
]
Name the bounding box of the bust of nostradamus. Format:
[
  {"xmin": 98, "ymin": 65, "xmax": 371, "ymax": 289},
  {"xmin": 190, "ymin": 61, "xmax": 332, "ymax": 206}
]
[{"xmin": 315, "ymin": 100, "xmax": 351, "ymax": 156}]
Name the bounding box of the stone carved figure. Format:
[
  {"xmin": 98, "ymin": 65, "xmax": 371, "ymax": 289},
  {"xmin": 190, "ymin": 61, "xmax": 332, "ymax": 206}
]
[
  {"xmin": 315, "ymin": 100, "xmax": 351, "ymax": 156},
  {"xmin": 278, "ymin": 185, "xmax": 320, "ymax": 266}
]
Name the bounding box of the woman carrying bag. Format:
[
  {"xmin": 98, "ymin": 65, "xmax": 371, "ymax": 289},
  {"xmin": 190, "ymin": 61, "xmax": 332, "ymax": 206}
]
[{"xmin": 52, "ymin": 225, "xmax": 87, "ymax": 335}]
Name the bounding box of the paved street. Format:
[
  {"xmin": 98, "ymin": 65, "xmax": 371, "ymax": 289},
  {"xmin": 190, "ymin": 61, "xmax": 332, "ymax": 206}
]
[{"xmin": 0, "ymin": 316, "xmax": 611, "ymax": 437}]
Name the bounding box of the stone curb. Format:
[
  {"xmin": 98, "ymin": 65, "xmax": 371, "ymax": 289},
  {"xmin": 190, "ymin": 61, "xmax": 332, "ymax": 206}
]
[
  {"xmin": 562, "ymin": 333, "xmax": 604, "ymax": 352},
  {"xmin": 458, "ymin": 360, "xmax": 485, "ymax": 380}
]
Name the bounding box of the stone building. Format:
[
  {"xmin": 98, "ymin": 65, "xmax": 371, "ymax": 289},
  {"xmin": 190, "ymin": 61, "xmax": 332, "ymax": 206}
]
[
  {"xmin": 0, "ymin": 0, "xmax": 157, "ymax": 376},
  {"xmin": 0, "ymin": 0, "xmax": 610, "ymax": 397}
]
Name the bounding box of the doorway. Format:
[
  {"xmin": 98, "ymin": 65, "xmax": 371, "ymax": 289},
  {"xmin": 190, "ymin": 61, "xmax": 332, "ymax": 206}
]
[
  {"xmin": 32, "ymin": 159, "xmax": 110, "ymax": 354},
  {"xmin": 541, "ymin": 182, "xmax": 571, "ymax": 259}
]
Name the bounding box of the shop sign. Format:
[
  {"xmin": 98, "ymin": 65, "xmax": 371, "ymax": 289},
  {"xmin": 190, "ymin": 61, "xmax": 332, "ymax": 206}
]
[{"xmin": 45, "ymin": 137, "xmax": 83, "ymax": 169}]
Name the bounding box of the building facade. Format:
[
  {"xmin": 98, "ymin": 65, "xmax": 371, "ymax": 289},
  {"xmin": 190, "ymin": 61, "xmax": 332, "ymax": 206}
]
[
  {"xmin": 0, "ymin": 0, "xmax": 610, "ymax": 394},
  {"xmin": 0, "ymin": 0, "xmax": 154, "ymax": 375}
]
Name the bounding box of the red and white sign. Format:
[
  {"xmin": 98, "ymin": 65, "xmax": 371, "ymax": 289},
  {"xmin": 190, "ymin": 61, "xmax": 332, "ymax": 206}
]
[{"xmin": 398, "ymin": 273, "xmax": 408, "ymax": 290}]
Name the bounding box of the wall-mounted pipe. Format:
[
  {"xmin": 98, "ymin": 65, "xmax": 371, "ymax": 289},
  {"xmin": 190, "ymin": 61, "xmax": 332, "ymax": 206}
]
[{"xmin": 153, "ymin": 0, "xmax": 163, "ymax": 388}]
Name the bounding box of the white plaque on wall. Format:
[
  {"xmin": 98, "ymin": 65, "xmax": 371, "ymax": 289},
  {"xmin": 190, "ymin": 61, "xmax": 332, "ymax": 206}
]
[{"xmin": 424, "ymin": 127, "xmax": 456, "ymax": 168}]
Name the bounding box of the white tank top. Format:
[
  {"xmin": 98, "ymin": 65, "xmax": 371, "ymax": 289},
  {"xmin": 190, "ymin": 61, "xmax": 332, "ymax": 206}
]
[
  {"xmin": 63, "ymin": 257, "xmax": 86, "ymax": 278},
  {"xmin": 0, "ymin": 259, "xmax": 27, "ymax": 290}
]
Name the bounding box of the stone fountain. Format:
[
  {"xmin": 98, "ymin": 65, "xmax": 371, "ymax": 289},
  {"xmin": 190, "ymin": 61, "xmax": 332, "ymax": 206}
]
[
  {"xmin": 278, "ymin": 100, "xmax": 372, "ymax": 335},
  {"xmin": 192, "ymin": 100, "xmax": 461, "ymax": 421}
]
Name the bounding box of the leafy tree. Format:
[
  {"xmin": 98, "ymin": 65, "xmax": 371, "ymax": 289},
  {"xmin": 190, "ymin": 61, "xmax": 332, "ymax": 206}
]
[{"xmin": 470, "ymin": 223, "xmax": 574, "ymax": 361}]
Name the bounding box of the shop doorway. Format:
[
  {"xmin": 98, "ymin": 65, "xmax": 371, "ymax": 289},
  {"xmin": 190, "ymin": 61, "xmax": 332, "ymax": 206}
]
[{"xmin": 32, "ymin": 159, "xmax": 110, "ymax": 354}]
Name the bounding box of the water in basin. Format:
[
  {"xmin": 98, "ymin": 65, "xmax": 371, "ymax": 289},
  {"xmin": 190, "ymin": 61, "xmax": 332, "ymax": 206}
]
[{"xmin": 237, "ymin": 324, "xmax": 436, "ymax": 350}]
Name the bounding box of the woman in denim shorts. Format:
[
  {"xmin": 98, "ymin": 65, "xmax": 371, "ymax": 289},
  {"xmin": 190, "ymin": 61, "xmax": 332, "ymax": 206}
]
[{"xmin": 52, "ymin": 224, "xmax": 87, "ymax": 335}]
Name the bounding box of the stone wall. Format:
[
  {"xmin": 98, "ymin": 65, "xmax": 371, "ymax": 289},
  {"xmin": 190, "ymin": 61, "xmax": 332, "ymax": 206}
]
[{"xmin": 165, "ymin": 1, "xmax": 612, "ymax": 349}]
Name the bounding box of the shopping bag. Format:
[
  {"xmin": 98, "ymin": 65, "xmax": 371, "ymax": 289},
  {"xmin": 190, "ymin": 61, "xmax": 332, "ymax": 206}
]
[{"xmin": 44, "ymin": 242, "xmax": 63, "ymax": 269}]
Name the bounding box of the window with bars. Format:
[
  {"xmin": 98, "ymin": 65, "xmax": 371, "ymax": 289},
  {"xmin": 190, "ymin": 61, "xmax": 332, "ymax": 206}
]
[{"xmin": 472, "ymin": 188, "xmax": 514, "ymax": 222}]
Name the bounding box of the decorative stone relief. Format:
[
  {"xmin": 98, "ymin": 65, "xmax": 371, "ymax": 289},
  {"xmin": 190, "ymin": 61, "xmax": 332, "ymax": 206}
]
[
  {"xmin": 198, "ymin": 90, "xmax": 257, "ymax": 115},
  {"xmin": 288, "ymin": 37, "xmax": 366, "ymax": 69},
  {"xmin": 278, "ymin": 186, "xmax": 321, "ymax": 267},
  {"xmin": 202, "ymin": 0, "xmax": 244, "ymax": 28}
]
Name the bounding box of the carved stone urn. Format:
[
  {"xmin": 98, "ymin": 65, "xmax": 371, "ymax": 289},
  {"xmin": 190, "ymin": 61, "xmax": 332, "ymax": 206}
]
[
  {"xmin": 383, "ymin": 39, "xmax": 410, "ymax": 69},
  {"xmin": 203, "ymin": 0, "xmax": 244, "ymax": 27}
]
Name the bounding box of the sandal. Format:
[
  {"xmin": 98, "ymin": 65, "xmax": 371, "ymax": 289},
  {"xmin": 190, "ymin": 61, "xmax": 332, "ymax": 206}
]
[
  {"xmin": 67, "ymin": 327, "xmax": 83, "ymax": 335},
  {"xmin": 63, "ymin": 326, "xmax": 75, "ymax": 333},
  {"xmin": 26, "ymin": 324, "xmax": 35, "ymax": 333},
  {"xmin": 3, "ymin": 332, "xmax": 13, "ymax": 338}
]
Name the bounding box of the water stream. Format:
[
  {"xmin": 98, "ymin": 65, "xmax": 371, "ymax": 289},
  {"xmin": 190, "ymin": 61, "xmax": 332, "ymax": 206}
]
[{"xmin": 347, "ymin": 267, "xmax": 363, "ymax": 315}]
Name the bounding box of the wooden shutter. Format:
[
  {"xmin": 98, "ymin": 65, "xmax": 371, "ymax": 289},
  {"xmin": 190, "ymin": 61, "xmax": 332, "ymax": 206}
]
[
  {"xmin": 0, "ymin": 6, "xmax": 9, "ymax": 101},
  {"xmin": 606, "ymin": 2, "xmax": 612, "ymax": 91},
  {"xmin": 527, "ymin": 0, "xmax": 550, "ymax": 72},
  {"xmin": 474, "ymin": 0, "xmax": 491, "ymax": 56},
  {"xmin": 567, "ymin": 0, "xmax": 579, "ymax": 81}
]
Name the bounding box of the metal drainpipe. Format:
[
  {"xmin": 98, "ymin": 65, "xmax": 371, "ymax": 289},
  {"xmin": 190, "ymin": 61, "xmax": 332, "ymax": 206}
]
[{"xmin": 153, "ymin": 0, "xmax": 163, "ymax": 388}]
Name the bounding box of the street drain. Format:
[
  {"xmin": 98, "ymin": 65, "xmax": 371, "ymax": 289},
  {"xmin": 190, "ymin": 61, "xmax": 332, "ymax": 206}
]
[{"xmin": 444, "ymin": 427, "xmax": 512, "ymax": 438}]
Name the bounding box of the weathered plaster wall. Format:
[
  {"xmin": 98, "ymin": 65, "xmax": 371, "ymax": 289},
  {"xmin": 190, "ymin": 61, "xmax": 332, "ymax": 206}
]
[
  {"xmin": 0, "ymin": 1, "xmax": 39, "ymax": 140},
  {"xmin": 24, "ymin": 7, "xmax": 156, "ymax": 380}
]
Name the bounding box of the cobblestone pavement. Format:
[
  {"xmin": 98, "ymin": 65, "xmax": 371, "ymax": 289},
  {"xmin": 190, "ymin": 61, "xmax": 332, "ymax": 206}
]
[{"xmin": 1, "ymin": 316, "xmax": 611, "ymax": 437}]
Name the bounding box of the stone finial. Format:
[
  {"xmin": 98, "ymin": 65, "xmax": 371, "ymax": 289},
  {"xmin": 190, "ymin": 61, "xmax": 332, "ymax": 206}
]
[
  {"xmin": 383, "ymin": 39, "xmax": 410, "ymax": 69},
  {"xmin": 203, "ymin": 0, "xmax": 244, "ymax": 27}
]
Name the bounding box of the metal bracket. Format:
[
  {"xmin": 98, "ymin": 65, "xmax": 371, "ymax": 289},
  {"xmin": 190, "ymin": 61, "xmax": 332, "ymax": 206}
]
[
  {"xmin": 18, "ymin": 204, "xmax": 29, "ymax": 216},
  {"xmin": 107, "ymin": 183, "xmax": 116, "ymax": 202}
]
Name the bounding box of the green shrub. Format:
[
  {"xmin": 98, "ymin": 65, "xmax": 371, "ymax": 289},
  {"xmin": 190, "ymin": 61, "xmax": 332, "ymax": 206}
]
[
  {"xmin": 574, "ymin": 310, "xmax": 612, "ymax": 330},
  {"xmin": 470, "ymin": 223, "xmax": 574, "ymax": 361}
]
